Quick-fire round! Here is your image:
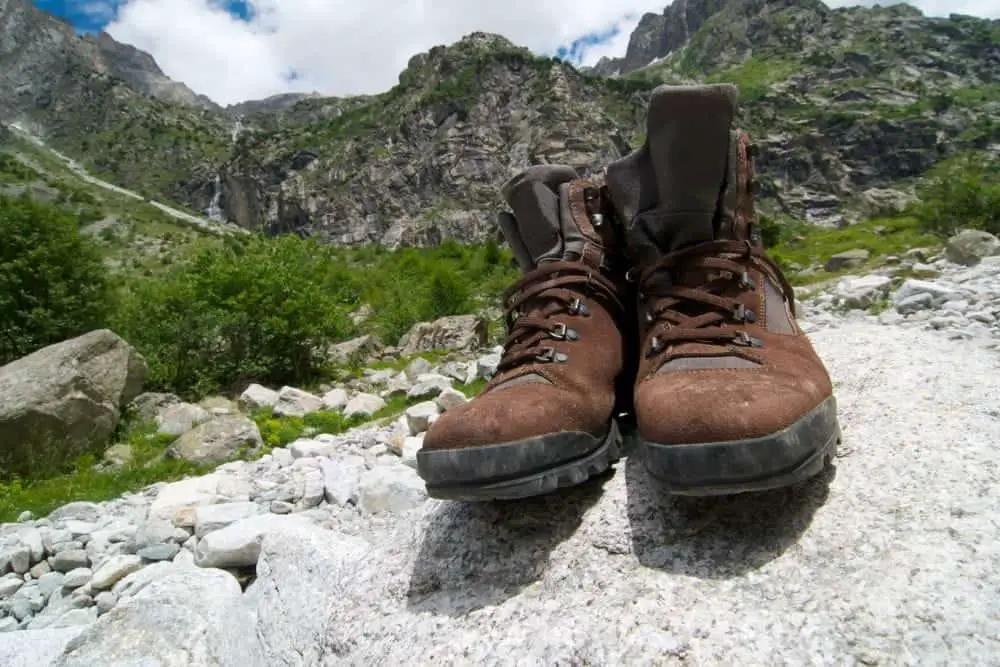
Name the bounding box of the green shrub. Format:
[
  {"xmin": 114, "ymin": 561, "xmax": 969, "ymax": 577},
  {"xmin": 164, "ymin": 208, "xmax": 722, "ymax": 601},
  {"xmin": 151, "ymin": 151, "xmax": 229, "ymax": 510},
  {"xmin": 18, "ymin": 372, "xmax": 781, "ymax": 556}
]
[
  {"xmin": 909, "ymin": 152, "xmax": 1000, "ymax": 237},
  {"xmin": 111, "ymin": 234, "xmax": 358, "ymax": 398},
  {"xmin": 0, "ymin": 195, "xmax": 111, "ymax": 365}
]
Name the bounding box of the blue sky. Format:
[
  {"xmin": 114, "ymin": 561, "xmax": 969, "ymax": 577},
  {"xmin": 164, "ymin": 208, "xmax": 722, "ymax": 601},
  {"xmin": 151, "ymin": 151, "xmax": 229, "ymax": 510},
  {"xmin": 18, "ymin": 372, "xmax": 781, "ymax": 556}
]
[{"xmin": 28, "ymin": 0, "xmax": 1000, "ymax": 105}]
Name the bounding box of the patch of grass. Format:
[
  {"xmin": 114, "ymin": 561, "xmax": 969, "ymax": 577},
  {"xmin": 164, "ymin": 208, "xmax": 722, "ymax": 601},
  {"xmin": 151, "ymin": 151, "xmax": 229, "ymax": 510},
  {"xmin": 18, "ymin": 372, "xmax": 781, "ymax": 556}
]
[
  {"xmin": 766, "ymin": 215, "xmax": 941, "ymax": 285},
  {"xmin": 0, "ymin": 417, "xmax": 203, "ymax": 522},
  {"xmin": 707, "ymin": 57, "xmax": 798, "ymax": 102}
]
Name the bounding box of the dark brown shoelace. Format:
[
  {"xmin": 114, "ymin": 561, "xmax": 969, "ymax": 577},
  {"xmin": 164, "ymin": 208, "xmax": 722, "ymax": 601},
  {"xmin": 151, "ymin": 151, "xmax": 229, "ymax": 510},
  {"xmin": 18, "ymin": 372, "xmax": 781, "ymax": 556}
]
[
  {"xmin": 634, "ymin": 239, "xmax": 795, "ymax": 356},
  {"xmin": 496, "ymin": 261, "xmax": 623, "ymax": 373}
]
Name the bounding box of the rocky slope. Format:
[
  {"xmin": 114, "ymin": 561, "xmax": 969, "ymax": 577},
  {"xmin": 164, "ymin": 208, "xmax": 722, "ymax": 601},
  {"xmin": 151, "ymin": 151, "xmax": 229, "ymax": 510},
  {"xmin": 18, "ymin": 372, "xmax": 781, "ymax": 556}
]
[
  {"xmin": 0, "ymin": 242, "xmax": 999, "ymax": 662},
  {"xmin": 1, "ymin": 0, "xmax": 998, "ymax": 245}
]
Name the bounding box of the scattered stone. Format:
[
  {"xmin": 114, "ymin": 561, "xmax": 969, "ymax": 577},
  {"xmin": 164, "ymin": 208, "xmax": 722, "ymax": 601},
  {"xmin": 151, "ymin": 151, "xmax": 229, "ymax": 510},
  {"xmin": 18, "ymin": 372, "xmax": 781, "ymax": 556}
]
[
  {"xmin": 356, "ymin": 465, "xmax": 428, "ymax": 515},
  {"xmin": 166, "ymin": 416, "xmax": 263, "ymax": 465},
  {"xmin": 155, "ymin": 402, "xmax": 210, "ymax": 437},
  {"xmin": 273, "ymin": 386, "xmax": 324, "ymax": 418},
  {"xmin": 344, "ymin": 393, "xmax": 386, "ymax": 419},
  {"xmin": 405, "ymin": 401, "xmax": 440, "ymax": 436},
  {"xmin": 407, "ymin": 373, "xmax": 453, "ymax": 399},
  {"xmin": 289, "ymin": 438, "xmax": 335, "ymax": 459},
  {"xmin": 238, "ymin": 383, "xmax": 280, "ymax": 411},
  {"xmin": 89, "ymin": 555, "xmax": 144, "ymax": 591},
  {"xmin": 384, "ymin": 372, "xmax": 411, "ymax": 397},
  {"xmin": 946, "ymin": 230, "xmax": 1000, "ymax": 266},
  {"xmin": 435, "ymin": 387, "xmax": 468, "ymax": 412},
  {"xmin": 398, "ymin": 314, "xmax": 488, "ymax": 356},
  {"xmin": 0, "ymin": 330, "xmax": 146, "ymax": 477},
  {"xmin": 94, "ymin": 591, "xmax": 117, "ymax": 615},
  {"xmin": 825, "ymin": 248, "xmax": 870, "ymax": 272},
  {"xmin": 101, "ymin": 443, "xmax": 133, "ymax": 468},
  {"xmin": 0, "ymin": 573, "xmax": 23, "ymax": 597},
  {"xmin": 194, "ymin": 515, "xmax": 312, "ymax": 569},
  {"xmin": 270, "ymin": 501, "xmax": 294, "ymax": 515},
  {"xmin": 136, "ymin": 543, "xmax": 180, "ymax": 562},
  {"xmin": 320, "ymin": 456, "xmax": 365, "ymax": 506},
  {"xmin": 62, "ymin": 569, "xmax": 92, "ymax": 590},
  {"xmin": 834, "ymin": 274, "xmax": 893, "ymax": 309},
  {"xmin": 17, "ymin": 511, "xmax": 34, "ymax": 523},
  {"xmin": 50, "ymin": 550, "xmax": 89, "ymax": 573},
  {"xmin": 400, "ymin": 436, "xmax": 424, "ymax": 469},
  {"xmin": 404, "ymin": 357, "xmax": 432, "ymax": 381},
  {"xmin": 321, "ymin": 388, "xmax": 349, "ymax": 411},
  {"xmin": 194, "ymin": 502, "xmax": 262, "ymax": 538},
  {"xmin": 327, "ymin": 334, "xmax": 384, "ymax": 365},
  {"xmin": 476, "ymin": 351, "xmax": 502, "ymax": 380}
]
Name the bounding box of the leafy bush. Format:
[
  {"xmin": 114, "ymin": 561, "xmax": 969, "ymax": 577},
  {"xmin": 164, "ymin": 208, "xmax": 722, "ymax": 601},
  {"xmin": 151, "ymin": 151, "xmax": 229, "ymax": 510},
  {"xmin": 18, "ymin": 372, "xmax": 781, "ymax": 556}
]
[
  {"xmin": 0, "ymin": 195, "xmax": 111, "ymax": 365},
  {"xmin": 112, "ymin": 234, "xmax": 358, "ymax": 398},
  {"xmin": 909, "ymin": 152, "xmax": 1000, "ymax": 237}
]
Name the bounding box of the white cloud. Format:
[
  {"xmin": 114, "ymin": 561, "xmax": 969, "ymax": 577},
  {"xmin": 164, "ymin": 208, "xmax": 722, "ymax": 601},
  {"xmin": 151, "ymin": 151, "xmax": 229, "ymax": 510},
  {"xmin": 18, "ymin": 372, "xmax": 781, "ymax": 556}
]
[{"xmin": 102, "ymin": 0, "xmax": 1000, "ymax": 106}]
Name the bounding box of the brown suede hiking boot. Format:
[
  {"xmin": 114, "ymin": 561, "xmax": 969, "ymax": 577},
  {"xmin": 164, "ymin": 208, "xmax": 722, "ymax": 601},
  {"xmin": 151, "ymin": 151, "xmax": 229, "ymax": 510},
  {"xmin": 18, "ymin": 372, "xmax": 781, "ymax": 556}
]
[
  {"xmin": 416, "ymin": 165, "xmax": 631, "ymax": 501},
  {"xmin": 605, "ymin": 84, "xmax": 841, "ymax": 496}
]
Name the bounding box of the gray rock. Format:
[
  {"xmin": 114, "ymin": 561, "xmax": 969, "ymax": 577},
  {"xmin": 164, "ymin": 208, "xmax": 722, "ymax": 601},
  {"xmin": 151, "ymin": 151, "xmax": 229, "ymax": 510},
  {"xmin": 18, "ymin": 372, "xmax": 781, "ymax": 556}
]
[
  {"xmin": 893, "ymin": 278, "xmax": 960, "ymax": 306},
  {"xmin": 0, "ymin": 617, "xmax": 18, "ymax": 632},
  {"xmin": 0, "ymin": 330, "xmax": 146, "ymax": 477},
  {"xmin": 127, "ymin": 393, "xmax": 181, "ymax": 423},
  {"xmin": 407, "ymin": 373, "xmax": 453, "ymax": 400},
  {"xmin": 238, "ymin": 384, "xmax": 279, "ymax": 411},
  {"xmin": 344, "ymin": 393, "xmax": 386, "ymax": 419},
  {"xmin": 405, "ymin": 401, "xmax": 440, "ymax": 436},
  {"xmin": 89, "ymin": 555, "xmax": 143, "ymax": 591},
  {"xmin": 0, "ymin": 628, "xmax": 84, "ymax": 666},
  {"xmin": 243, "ymin": 521, "xmax": 369, "ymax": 666},
  {"xmin": 896, "ymin": 292, "xmax": 934, "ymax": 314},
  {"xmin": 273, "ymin": 386, "xmax": 324, "ymax": 418},
  {"xmin": 476, "ymin": 351, "xmax": 502, "ymax": 380},
  {"xmin": 133, "ymin": 519, "xmax": 176, "ymax": 550},
  {"xmin": 136, "ymin": 543, "xmax": 180, "ymax": 562},
  {"xmin": 356, "ymin": 465, "xmax": 428, "ymax": 515},
  {"xmin": 321, "ymin": 388, "xmax": 349, "ymax": 411},
  {"xmin": 401, "ymin": 436, "xmax": 424, "ymax": 469},
  {"xmin": 398, "ymin": 315, "xmax": 488, "ymax": 356},
  {"xmin": 101, "ymin": 443, "xmax": 133, "ymax": 468},
  {"xmin": 61, "ymin": 569, "xmax": 92, "ymax": 590},
  {"xmin": 1, "ymin": 545, "xmax": 31, "ymax": 575},
  {"xmin": 824, "ymin": 248, "xmax": 870, "ymax": 272},
  {"xmin": 946, "ymin": 230, "xmax": 1000, "ymax": 266},
  {"xmin": 383, "ymin": 372, "xmax": 411, "ymax": 397},
  {"xmin": 270, "ymin": 501, "xmax": 294, "ymax": 515},
  {"xmin": 52, "ymin": 565, "xmax": 260, "ymax": 667},
  {"xmin": 93, "ymin": 591, "xmax": 116, "ymax": 615},
  {"xmin": 50, "ymin": 550, "xmax": 89, "ymax": 573},
  {"xmin": 320, "ymin": 456, "xmax": 365, "ymax": 506},
  {"xmin": 404, "ymin": 357, "xmax": 433, "ymax": 381},
  {"xmin": 156, "ymin": 402, "xmax": 210, "ymax": 437},
  {"xmin": 834, "ymin": 274, "xmax": 892, "ymax": 309},
  {"xmin": 49, "ymin": 607, "xmax": 97, "ymax": 629},
  {"xmin": 288, "ymin": 438, "xmax": 335, "ymax": 459},
  {"xmin": 29, "ymin": 561, "xmax": 52, "ymax": 579},
  {"xmin": 327, "ymin": 334, "xmax": 383, "ymax": 365},
  {"xmin": 16, "ymin": 527, "xmax": 44, "ymax": 564},
  {"xmin": 36, "ymin": 572, "xmax": 65, "ymax": 598},
  {"xmin": 166, "ymin": 416, "xmax": 263, "ymax": 465},
  {"xmin": 194, "ymin": 515, "xmax": 313, "ymax": 569},
  {"xmin": 0, "ymin": 573, "xmax": 23, "ymax": 597},
  {"xmin": 194, "ymin": 502, "xmax": 262, "ymax": 538},
  {"xmin": 434, "ymin": 388, "xmax": 468, "ymax": 412}
]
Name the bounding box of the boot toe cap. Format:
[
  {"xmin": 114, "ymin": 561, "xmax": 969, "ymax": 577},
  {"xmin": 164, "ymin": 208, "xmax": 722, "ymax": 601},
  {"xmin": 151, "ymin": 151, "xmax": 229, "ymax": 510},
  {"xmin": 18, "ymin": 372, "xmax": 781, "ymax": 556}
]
[{"xmin": 635, "ymin": 368, "xmax": 831, "ymax": 446}]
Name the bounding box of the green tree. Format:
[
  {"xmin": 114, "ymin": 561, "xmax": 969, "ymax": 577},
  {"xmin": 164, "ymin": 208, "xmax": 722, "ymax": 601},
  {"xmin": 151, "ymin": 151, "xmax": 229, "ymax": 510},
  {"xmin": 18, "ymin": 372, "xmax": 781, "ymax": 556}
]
[
  {"xmin": 911, "ymin": 152, "xmax": 1000, "ymax": 237},
  {"xmin": 112, "ymin": 235, "xmax": 357, "ymax": 397},
  {"xmin": 0, "ymin": 196, "xmax": 110, "ymax": 365}
]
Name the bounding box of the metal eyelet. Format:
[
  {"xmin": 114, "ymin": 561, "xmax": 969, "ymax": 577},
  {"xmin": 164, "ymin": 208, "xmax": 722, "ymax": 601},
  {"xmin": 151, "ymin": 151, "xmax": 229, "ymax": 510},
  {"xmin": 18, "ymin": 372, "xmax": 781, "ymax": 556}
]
[
  {"xmin": 568, "ymin": 298, "xmax": 590, "ymax": 316},
  {"xmin": 647, "ymin": 336, "xmax": 665, "ymax": 356},
  {"xmin": 732, "ymin": 331, "xmax": 764, "ymax": 348},
  {"xmin": 739, "ymin": 272, "xmax": 755, "ymax": 291},
  {"xmin": 645, "ymin": 311, "xmax": 654, "ymax": 324},
  {"xmin": 590, "ymin": 213, "xmax": 604, "ymax": 228},
  {"xmin": 536, "ymin": 348, "xmax": 555, "ymax": 362},
  {"xmin": 549, "ymin": 323, "xmax": 578, "ymax": 341},
  {"xmin": 625, "ymin": 268, "xmax": 639, "ymax": 283},
  {"xmin": 732, "ymin": 304, "xmax": 757, "ymax": 323}
]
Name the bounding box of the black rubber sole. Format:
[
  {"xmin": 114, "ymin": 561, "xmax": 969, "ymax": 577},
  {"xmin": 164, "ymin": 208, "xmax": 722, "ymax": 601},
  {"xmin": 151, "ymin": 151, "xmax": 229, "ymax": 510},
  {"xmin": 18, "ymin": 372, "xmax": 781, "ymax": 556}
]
[
  {"xmin": 417, "ymin": 420, "xmax": 623, "ymax": 501},
  {"xmin": 640, "ymin": 396, "xmax": 841, "ymax": 496}
]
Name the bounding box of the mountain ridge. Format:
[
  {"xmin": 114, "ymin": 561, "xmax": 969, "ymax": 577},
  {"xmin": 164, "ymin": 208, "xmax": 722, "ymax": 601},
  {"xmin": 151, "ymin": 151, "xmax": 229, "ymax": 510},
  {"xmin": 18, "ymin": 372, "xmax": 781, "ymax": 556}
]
[{"xmin": 2, "ymin": 0, "xmax": 999, "ymax": 246}]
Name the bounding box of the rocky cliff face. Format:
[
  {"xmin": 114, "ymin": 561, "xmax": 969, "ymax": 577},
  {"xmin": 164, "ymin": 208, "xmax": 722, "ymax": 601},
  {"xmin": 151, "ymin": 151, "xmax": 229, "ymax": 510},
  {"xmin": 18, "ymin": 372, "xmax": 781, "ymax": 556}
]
[{"xmin": 1, "ymin": 0, "xmax": 998, "ymax": 245}]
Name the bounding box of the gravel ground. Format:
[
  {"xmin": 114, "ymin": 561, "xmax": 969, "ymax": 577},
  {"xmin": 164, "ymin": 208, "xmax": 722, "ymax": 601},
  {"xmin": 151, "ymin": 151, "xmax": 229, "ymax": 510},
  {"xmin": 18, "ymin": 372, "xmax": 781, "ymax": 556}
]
[{"xmin": 2, "ymin": 320, "xmax": 999, "ymax": 666}]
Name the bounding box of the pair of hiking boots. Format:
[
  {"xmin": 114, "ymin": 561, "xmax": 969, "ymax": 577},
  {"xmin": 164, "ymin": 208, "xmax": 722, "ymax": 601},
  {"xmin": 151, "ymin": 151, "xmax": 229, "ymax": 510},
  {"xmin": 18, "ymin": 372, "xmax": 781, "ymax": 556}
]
[{"xmin": 416, "ymin": 84, "xmax": 841, "ymax": 500}]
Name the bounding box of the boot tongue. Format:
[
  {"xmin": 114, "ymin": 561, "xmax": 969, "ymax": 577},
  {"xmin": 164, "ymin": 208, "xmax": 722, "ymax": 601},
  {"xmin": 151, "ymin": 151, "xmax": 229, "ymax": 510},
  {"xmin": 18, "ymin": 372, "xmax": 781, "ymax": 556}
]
[
  {"xmin": 499, "ymin": 165, "xmax": 586, "ymax": 271},
  {"xmin": 606, "ymin": 84, "xmax": 739, "ymax": 263}
]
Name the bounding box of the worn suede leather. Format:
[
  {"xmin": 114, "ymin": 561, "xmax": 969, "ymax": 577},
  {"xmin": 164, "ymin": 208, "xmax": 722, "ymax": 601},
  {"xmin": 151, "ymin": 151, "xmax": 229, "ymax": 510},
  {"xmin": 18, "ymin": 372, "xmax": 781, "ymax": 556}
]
[
  {"xmin": 607, "ymin": 83, "xmax": 836, "ymax": 447},
  {"xmin": 422, "ymin": 167, "xmax": 628, "ymax": 453}
]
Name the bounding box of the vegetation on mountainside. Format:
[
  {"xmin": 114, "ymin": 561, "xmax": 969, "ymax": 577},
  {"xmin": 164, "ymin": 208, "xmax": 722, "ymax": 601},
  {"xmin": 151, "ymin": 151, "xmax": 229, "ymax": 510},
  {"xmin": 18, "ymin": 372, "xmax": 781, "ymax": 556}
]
[
  {"xmin": 0, "ymin": 196, "xmax": 110, "ymax": 365},
  {"xmin": 908, "ymin": 151, "xmax": 1000, "ymax": 238}
]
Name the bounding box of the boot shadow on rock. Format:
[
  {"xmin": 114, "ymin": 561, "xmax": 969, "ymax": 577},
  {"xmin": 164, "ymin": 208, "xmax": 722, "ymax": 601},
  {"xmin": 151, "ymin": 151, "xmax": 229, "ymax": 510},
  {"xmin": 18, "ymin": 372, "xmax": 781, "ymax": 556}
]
[
  {"xmin": 407, "ymin": 469, "xmax": 613, "ymax": 617},
  {"xmin": 625, "ymin": 454, "xmax": 836, "ymax": 579}
]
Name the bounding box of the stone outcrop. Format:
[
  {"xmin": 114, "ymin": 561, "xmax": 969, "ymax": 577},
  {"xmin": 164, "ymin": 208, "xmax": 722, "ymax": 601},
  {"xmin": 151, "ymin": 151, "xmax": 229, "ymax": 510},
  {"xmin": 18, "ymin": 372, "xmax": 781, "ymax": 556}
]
[{"xmin": 0, "ymin": 330, "xmax": 146, "ymax": 477}]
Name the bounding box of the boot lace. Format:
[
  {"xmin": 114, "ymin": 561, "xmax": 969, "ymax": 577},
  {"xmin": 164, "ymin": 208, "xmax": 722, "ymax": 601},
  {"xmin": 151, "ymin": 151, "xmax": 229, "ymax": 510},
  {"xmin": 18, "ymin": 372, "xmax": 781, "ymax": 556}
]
[
  {"xmin": 634, "ymin": 239, "xmax": 795, "ymax": 356},
  {"xmin": 497, "ymin": 261, "xmax": 623, "ymax": 373}
]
